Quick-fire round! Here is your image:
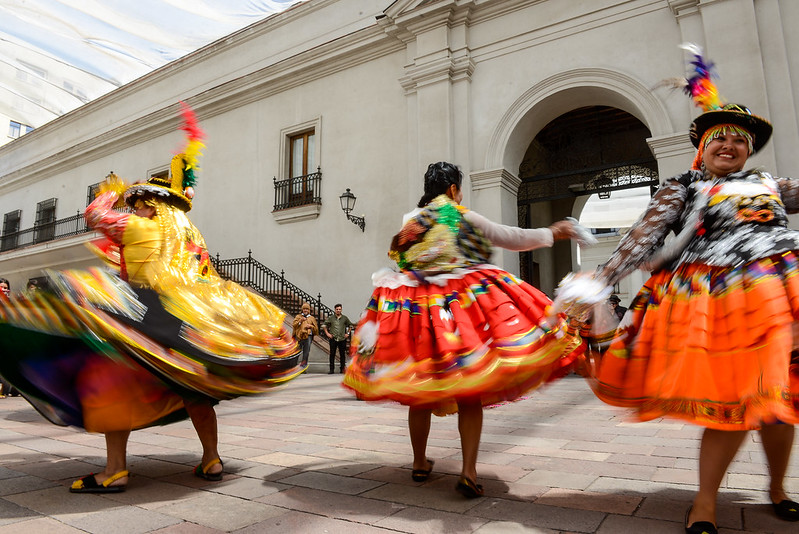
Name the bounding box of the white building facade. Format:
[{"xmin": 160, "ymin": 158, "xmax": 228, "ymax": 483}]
[{"xmin": 0, "ymin": 0, "xmax": 797, "ymax": 313}]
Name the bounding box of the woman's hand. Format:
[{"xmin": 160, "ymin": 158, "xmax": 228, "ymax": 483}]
[
  {"xmin": 549, "ymin": 218, "xmax": 598, "ymax": 246},
  {"xmin": 548, "ymin": 220, "xmax": 575, "ymax": 241}
]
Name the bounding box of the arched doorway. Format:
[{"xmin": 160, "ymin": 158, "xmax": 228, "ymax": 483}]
[{"xmin": 517, "ymin": 105, "xmax": 657, "ymax": 293}]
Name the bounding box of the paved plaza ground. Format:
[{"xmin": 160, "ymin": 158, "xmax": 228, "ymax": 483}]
[{"xmin": 0, "ymin": 373, "xmax": 796, "ymax": 533}]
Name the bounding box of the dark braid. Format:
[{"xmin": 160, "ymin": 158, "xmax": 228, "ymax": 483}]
[{"xmin": 417, "ymin": 162, "xmax": 463, "ymax": 207}]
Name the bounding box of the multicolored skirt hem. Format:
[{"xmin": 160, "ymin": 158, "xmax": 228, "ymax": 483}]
[
  {"xmin": 343, "ymin": 266, "xmax": 584, "ymax": 416},
  {"xmin": 0, "ymin": 268, "xmax": 303, "ymax": 432},
  {"xmin": 589, "ymin": 252, "xmax": 799, "ymax": 430}
]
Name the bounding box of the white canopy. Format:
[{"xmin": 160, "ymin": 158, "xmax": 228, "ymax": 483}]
[
  {"xmin": 578, "ymin": 187, "xmax": 652, "ymax": 229},
  {"xmin": 0, "ymin": 0, "xmax": 297, "ymax": 128}
]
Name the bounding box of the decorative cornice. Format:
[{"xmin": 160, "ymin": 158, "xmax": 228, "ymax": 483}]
[
  {"xmin": 399, "ymin": 54, "xmax": 476, "ymax": 93},
  {"xmin": 470, "ymin": 0, "xmax": 663, "ymax": 65},
  {"xmin": 647, "ymin": 132, "xmax": 694, "ymax": 159},
  {"xmin": 0, "ymin": 232, "xmax": 95, "ymax": 267},
  {"xmin": 470, "ymin": 168, "xmax": 521, "ymax": 195},
  {"xmin": 0, "ymin": 24, "xmax": 404, "ymax": 194},
  {"xmin": 0, "ymin": 107, "xmax": 181, "ymax": 193},
  {"xmin": 385, "ymin": 0, "xmax": 477, "ymax": 95},
  {"xmin": 667, "ymin": 0, "xmax": 699, "ymax": 18}
]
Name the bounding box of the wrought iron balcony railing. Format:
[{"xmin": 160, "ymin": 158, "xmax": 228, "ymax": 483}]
[
  {"xmin": 273, "ymin": 168, "xmax": 322, "ymax": 211},
  {"xmin": 0, "ymin": 212, "xmax": 90, "ymax": 252},
  {"xmin": 210, "ymin": 250, "xmax": 334, "ymax": 325}
]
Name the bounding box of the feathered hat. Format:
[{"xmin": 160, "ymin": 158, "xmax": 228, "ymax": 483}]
[
  {"xmin": 677, "ymin": 44, "xmax": 772, "ymax": 153},
  {"xmin": 125, "ymin": 102, "xmax": 205, "ymax": 212}
]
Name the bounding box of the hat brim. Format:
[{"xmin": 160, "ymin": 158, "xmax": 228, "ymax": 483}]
[
  {"xmin": 689, "ymin": 109, "xmax": 772, "ymax": 153},
  {"xmin": 124, "ymin": 184, "xmax": 192, "ymax": 212}
]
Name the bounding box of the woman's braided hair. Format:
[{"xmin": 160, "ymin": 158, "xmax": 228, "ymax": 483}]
[{"xmin": 417, "ymin": 162, "xmax": 462, "ymax": 208}]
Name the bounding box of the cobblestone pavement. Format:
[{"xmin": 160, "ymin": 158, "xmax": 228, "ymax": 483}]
[{"xmin": 0, "ymin": 374, "xmax": 796, "ymax": 533}]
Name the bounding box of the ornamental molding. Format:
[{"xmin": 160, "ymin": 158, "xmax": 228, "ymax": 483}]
[
  {"xmin": 399, "ymin": 54, "xmax": 475, "ymax": 93},
  {"xmin": 485, "ymin": 67, "xmax": 674, "ymax": 170},
  {"xmin": 667, "ymin": 0, "xmax": 699, "ymax": 18},
  {"xmin": 0, "ymin": 25, "xmax": 402, "ymax": 193},
  {"xmin": 470, "ymin": 168, "xmax": 521, "ymax": 195},
  {"xmin": 384, "ymin": 0, "xmax": 536, "ymax": 27},
  {"xmin": 647, "ymin": 132, "xmax": 695, "ymax": 159}
]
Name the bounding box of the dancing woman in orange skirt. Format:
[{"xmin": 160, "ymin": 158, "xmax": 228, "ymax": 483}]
[
  {"xmin": 568, "ymin": 47, "xmax": 799, "ymax": 532},
  {"xmin": 343, "ymin": 162, "xmax": 588, "ymax": 498}
]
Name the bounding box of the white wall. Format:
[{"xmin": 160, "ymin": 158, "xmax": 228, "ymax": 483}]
[{"xmin": 0, "ymin": 0, "xmax": 797, "ymax": 314}]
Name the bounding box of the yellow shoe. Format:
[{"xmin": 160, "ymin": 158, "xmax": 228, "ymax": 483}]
[{"xmin": 70, "ymin": 470, "xmax": 129, "ymax": 493}]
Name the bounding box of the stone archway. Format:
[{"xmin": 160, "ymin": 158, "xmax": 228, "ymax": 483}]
[
  {"xmin": 473, "ymin": 68, "xmax": 674, "ymax": 296},
  {"xmin": 485, "ymin": 68, "xmax": 673, "ymax": 174},
  {"xmin": 517, "ymin": 106, "xmax": 657, "ymax": 293}
]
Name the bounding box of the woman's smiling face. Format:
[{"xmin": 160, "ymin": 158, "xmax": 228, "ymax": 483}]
[{"xmin": 702, "ymin": 131, "xmax": 751, "ymax": 176}]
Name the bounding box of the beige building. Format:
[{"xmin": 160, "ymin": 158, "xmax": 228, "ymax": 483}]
[{"xmin": 0, "ymin": 0, "xmax": 797, "ymax": 313}]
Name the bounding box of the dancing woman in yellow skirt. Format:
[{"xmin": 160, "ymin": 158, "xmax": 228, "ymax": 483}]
[
  {"xmin": 563, "ymin": 47, "xmax": 799, "ymax": 532},
  {"xmin": 0, "ymin": 105, "xmax": 302, "ymax": 492}
]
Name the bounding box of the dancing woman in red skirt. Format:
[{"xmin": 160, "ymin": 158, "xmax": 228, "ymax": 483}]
[{"xmin": 343, "ymin": 162, "xmax": 588, "ymax": 498}]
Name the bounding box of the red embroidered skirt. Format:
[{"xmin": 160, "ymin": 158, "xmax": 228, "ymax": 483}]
[{"xmin": 343, "ymin": 267, "xmax": 584, "ymax": 416}]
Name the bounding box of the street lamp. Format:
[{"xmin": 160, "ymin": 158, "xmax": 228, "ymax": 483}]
[{"xmin": 339, "ymin": 188, "xmax": 365, "ymax": 231}]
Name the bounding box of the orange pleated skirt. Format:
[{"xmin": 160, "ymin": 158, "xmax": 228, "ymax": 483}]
[{"xmin": 592, "ymin": 252, "xmax": 799, "ymax": 430}]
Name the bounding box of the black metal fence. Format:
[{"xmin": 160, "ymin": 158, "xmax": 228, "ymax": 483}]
[
  {"xmin": 273, "ymin": 169, "xmax": 322, "ymax": 211},
  {"xmin": 210, "ymin": 250, "xmax": 334, "ymax": 324},
  {"xmin": 0, "ymin": 211, "xmax": 89, "ymax": 252}
]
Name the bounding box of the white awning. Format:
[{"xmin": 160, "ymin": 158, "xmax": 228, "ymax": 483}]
[{"xmin": 578, "ymin": 187, "xmax": 652, "ymax": 229}]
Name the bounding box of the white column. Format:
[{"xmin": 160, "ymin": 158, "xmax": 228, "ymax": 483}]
[{"xmin": 470, "ymin": 167, "xmax": 521, "ymax": 273}]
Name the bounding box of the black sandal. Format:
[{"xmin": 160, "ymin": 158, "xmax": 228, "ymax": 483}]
[
  {"xmin": 684, "ymin": 506, "xmax": 717, "ymax": 534},
  {"xmin": 455, "ymin": 476, "xmax": 484, "ymax": 499},
  {"xmin": 411, "ymin": 459, "xmax": 434, "ymax": 482},
  {"xmin": 772, "ymin": 499, "xmax": 799, "ymax": 521}
]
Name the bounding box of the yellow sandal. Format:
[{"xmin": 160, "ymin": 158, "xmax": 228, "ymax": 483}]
[
  {"xmin": 70, "ymin": 469, "xmax": 129, "ymax": 493},
  {"xmin": 194, "ymin": 458, "xmax": 223, "ymax": 481}
]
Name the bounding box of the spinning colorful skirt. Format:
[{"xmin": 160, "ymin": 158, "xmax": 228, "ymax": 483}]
[
  {"xmin": 592, "ymin": 255, "xmax": 799, "ymax": 430},
  {"xmin": 342, "ymin": 195, "xmax": 584, "ymax": 415},
  {"xmin": 0, "ymin": 195, "xmax": 302, "ymax": 433},
  {"xmin": 587, "ymin": 171, "xmax": 799, "ymax": 430}
]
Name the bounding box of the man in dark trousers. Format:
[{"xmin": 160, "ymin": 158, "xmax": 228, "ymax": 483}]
[{"xmin": 322, "ymin": 304, "xmax": 353, "ymax": 374}]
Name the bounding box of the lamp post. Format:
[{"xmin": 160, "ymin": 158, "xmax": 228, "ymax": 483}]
[{"xmin": 339, "ymin": 188, "xmax": 365, "ymax": 231}]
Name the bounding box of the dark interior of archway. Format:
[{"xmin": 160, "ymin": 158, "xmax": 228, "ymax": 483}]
[
  {"xmin": 517, "ymin": 105, "xmax": 655, "ymax": 290},
  {"xmin": 520, "ymin": 105, "xmax": 653, "ymax": 180}
]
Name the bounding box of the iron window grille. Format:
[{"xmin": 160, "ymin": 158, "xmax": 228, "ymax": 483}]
[
  {"xmin": 86, "ymin": 182, "xmax": 101, "ymax": 206},
  {"xmin": 1, "ymin": 210, "xmax": 21, "ymax": 251},
  {"xmin": 34, "ymin": 198, "xmax": 57, "ymax": 244}
]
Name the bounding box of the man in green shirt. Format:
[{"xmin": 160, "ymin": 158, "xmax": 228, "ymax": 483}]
[{"xmin": 322, "ymin": 304, "xmax": 353, "ymax": 374}]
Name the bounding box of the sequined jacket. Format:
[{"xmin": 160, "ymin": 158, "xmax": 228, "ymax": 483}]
[{"xmin": 601, "ymin": 169, "xmax": 799, "ymax": 286}]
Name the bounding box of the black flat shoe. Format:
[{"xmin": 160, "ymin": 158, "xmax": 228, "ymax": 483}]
[
  {"xmin": 411, "ymin": 459, "xmax": 434, "ymax": 482},
  {"xmin": 455, "ymin": 476, "xmax": 484, "ymax": 499},
  {"xmin": 685, "ymin": 506, "xmax": 717, "ymax": 534},
  {"xmin": 772, "ymin": 499, "xmax": 799, "ymax": 521}
]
